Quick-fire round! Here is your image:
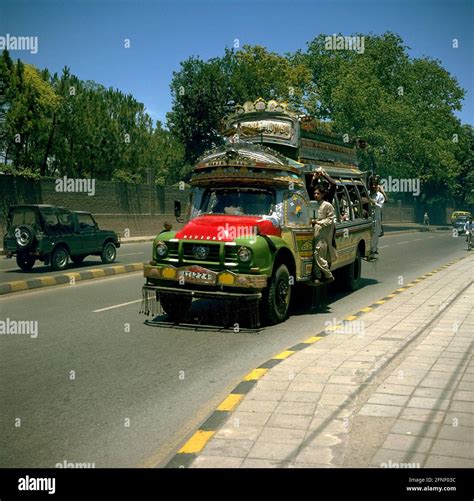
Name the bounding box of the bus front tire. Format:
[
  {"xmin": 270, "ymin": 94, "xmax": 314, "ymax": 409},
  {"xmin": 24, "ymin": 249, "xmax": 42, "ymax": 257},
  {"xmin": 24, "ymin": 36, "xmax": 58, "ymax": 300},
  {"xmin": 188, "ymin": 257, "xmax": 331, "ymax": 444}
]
[{"xmin": 261, "ymin": 264, "xmax": 292, "ymax": 325}]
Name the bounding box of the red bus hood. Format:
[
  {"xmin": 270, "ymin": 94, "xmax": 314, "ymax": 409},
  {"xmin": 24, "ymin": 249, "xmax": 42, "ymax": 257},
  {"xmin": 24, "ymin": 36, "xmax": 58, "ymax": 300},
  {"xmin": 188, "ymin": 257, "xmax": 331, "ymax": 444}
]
[{"xmin": 175, "ymin": 215, "xmax": 281, "ymax": 242}]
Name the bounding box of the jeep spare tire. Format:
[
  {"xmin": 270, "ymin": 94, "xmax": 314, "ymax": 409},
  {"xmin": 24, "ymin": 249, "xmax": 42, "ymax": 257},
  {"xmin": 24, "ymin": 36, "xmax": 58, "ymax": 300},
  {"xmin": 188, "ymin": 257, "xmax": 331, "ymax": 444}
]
[{"xmin": 14, "ymin": 225, "xmax": 36, "ymax": 250}]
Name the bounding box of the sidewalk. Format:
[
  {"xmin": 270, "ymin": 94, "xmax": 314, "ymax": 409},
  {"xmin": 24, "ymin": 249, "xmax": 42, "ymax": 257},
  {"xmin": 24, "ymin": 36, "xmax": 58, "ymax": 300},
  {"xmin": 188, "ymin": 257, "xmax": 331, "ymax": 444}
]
[{"xmin": 179, "ymin": 255, "xmax": 474, "ymax": 468}]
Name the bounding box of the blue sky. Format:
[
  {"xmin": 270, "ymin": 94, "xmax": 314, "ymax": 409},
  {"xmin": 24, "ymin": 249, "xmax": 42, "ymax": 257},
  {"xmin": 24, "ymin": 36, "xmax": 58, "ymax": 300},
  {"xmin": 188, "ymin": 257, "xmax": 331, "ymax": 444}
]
[{"xmin": 1, "ymin": 0, "xmax": 473, "ymax": 125}]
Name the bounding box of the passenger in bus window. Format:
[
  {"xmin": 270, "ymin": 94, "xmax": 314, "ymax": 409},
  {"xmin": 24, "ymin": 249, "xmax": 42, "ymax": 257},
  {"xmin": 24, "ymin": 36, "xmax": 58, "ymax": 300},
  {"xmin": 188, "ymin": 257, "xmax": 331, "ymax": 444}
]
[
  {"xmin": 311, "ymin": 184, "xmax": 337, "ymax": 284},
  {"xmin": 347, "ymin": 186, "xmax": 361, "ymax": 218},
  {"xmin": 311, "ymin": 168, "xmax": 337, "ymax": 203},
  {"xmin": 336, "ymin": 189, "xmax": 350, "ymax": 221}
]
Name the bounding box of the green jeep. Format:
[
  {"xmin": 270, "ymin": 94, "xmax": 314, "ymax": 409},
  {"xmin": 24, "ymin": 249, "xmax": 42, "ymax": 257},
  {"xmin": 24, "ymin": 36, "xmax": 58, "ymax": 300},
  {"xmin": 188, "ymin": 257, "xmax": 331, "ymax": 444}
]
[{"xmin": 3, "ymin": 205, "xmax": 120, "ymax": 271}]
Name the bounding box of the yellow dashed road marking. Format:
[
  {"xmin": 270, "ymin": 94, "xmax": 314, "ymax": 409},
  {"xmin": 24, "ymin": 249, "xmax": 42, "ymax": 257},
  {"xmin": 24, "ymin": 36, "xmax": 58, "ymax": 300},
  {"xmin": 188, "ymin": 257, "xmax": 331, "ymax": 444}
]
[
  {"xmin": 243, "ymin": 368, "xmax": 268, "ymax": 381},
  {"xmin": 374, "ymin": 300, "xmax": 386, "ymax": 305},
  {"xmin": 345, "ymin": 315, "xmax": 358, "ymax": 321},
  {"xmin": 9, "ymin": 281, "xmax": 28, "ymax": 291},
  {"xmin": 178, "ymin": 430, "xmax": 215, "ymax": 454},
  {"xmin": 90, "ymin": 269, "xmax": 105, "ymax": 278},
  {"xmin": 273, "ymin": 350, "xmax": 295, "ymax": 360},
  {"xmin": 360, "ymin": 307, "xmax": 373, "ymax": 312},
  {"xmin": 303, "ymin": 336, "xmax": 323, "ymax": 344},
  {"xmin": 217, "ymin": 394, "xmax": 243, "ymax": 411},
  {"xmin": 111, "ymin": 265, "xmax": 126, "ymax": 273},
  {"xmin": 39, "ymin": 276, "xmax": 57, "ymax": 286},
  {"xmin": 325, "ymin": 325, "xmax": 343, "ymax": 332},
  {"xmin": 63, "ymin": 272, "xmax": 81, "ymax": 281}
]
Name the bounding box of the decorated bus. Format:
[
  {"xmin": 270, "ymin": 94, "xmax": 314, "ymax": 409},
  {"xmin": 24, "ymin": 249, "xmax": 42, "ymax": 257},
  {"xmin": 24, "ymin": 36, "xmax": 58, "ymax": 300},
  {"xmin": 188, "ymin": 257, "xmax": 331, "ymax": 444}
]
[{"xmin": 140, "ymin": 99, "xmax": 373, "ymax": 327}]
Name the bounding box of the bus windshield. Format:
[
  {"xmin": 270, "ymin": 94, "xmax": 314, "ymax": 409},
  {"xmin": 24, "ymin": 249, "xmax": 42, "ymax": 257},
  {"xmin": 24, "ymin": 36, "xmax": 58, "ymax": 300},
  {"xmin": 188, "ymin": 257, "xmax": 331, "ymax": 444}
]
[{"xmin": 200, "ymin": 188, "xmax": 274, "ymax": 216}]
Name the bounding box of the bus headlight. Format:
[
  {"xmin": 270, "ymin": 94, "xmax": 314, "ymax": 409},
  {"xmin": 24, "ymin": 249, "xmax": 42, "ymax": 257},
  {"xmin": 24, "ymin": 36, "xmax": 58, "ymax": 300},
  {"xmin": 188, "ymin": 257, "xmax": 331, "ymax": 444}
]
[
  {"xmin": 156, "ymin": 241, "xmax": 168, "ymax": 258},
  {"xmin": 237, "ymin": 246, "xmax": 252, "ymax": 263}
]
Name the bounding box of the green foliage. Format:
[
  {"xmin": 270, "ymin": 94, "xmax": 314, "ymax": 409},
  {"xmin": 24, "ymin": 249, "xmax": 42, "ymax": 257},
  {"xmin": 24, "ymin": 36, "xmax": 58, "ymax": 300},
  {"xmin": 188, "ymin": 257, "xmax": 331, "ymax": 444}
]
[
  {"xmin": 167, "ymin": 45, "xmax": 313, "ymax": 163},
  {"xmin": 0, "ymin": 50, "xmax": 186, "ymax": 184},
  {"xmin": 1, "ymin": 31, "xmax": 472, "ymax": 209},
  {"xmin": 167, "ymin": 56, "xmax": 228, "ymax": 164},
  {"xmin": 304, "ymin": 33, "xmax": 468, "ymax": 204}
]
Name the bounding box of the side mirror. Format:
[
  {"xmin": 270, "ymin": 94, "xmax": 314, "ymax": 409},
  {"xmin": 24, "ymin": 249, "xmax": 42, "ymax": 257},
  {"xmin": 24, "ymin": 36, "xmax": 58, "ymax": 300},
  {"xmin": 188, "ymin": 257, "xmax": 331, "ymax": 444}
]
[{"xmin": 174, "ymin": 200, "xmax": 182, "ymax": 218}]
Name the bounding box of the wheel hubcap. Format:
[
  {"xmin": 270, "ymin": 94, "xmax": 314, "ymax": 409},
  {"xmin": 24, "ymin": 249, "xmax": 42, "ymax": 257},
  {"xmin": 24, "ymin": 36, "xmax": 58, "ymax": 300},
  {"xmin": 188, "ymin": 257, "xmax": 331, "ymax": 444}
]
[
  {"xmin": 56, "ymin": 251, "xmax": 67, "ymax": 266},
  {"xmin": 17, "ymin": 231, "xmax": 29, "ymax": 246},
  {"xmin": 106, "ymin": 246, "xmax": 115, "ymax": 259},
  {"xmin": 276, "ymin": 279, "xmax": 289, "ymax": 311}
]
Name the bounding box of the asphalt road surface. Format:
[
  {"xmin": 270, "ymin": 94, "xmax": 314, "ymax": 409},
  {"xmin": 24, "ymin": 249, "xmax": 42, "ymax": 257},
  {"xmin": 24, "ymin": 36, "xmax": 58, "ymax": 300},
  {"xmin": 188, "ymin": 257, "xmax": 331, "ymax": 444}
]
[
  {"xmin": 0, "ymin": 229, "xmax": 468, "ymax": 468},
  {"xmin": 0, "ymin": 242, "xmax": 151, "ymax": 284}
]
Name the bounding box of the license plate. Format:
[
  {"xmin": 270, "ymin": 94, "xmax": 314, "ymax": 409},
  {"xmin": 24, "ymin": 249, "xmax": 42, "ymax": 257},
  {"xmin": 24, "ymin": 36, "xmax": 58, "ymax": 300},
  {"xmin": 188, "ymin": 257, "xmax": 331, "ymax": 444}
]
[{"xmin": 178, "ymin": 267, "xmax": 216, "ymax": 284}]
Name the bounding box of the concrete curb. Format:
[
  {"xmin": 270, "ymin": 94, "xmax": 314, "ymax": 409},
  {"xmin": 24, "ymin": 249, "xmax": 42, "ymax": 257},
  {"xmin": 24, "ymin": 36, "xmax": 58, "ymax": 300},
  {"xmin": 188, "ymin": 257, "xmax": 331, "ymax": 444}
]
[
  {"xmin": 120, "ymin": 237, "xmax": 156, "ymax": 244},
  {"xmin": 164, "ymin": 256, "xmax": 466, "ymax": 468},
  {"xmin": 0, "ymin": 262, "xmax": 144, "ymax": 296}
]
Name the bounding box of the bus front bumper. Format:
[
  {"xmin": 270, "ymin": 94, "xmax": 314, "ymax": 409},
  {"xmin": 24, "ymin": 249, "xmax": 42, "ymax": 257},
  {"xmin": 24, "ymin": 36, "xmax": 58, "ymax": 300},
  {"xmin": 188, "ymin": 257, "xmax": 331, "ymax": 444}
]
[{"xmin": 143, "ymin": 263, "xmax": 268, "ymax": 289}]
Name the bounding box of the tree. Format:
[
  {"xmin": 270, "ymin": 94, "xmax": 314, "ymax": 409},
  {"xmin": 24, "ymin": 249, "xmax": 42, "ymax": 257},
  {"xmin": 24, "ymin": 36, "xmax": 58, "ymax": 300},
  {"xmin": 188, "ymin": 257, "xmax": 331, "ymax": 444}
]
[
  {"xmin": 304, "ymin": 33, "xmax": 466, "ymax": 204},
  {"xmin": 167, "ymin": 56, "xmax": 228, "ymax": 164},
  {"xmin": 167, "ymin": 45, "xmax": 313, "ymax": 163}
]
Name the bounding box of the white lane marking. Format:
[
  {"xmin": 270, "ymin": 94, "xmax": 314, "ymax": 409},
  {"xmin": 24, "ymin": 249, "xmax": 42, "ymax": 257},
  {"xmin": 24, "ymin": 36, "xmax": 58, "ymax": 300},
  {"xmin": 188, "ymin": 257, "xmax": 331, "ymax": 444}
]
[
  {"xmin": 380, "ymin": 234, "xmax": 442, "ymax": 249},
  {"xmin": 120, "ymin": 252, "xmax": 144, "ymax": 256},
  {"xmin": 94, "ymin": 299, "xmax": 142, "ymax": 313}
]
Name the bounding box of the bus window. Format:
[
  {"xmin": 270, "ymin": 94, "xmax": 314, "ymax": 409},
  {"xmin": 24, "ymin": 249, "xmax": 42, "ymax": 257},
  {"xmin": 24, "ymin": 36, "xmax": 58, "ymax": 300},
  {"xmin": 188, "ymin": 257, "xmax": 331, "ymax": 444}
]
[
  {"xmin": 335, "ymin": 185, "xmax": 352, "ymax": 222},
  {"xmin": 355, "ymin": 184, "xmax": 370, "ymax": 219},
  {"xmin": 346, "ymin": 184, "xmax": 363, "ymax": 220}
]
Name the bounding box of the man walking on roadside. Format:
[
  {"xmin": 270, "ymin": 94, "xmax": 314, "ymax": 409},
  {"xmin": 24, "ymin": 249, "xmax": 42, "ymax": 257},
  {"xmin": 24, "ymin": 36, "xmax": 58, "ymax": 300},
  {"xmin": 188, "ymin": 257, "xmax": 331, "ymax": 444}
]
[
  {"xmin": 374, "ymin": 175, "xmax": 388, "ymax": 237},
  {"xmin": 464, "ymin": 216, "xmax": 473, "ymax": 250},
  {"xmin": 311, "ymin": 183, "xmax": 337, "ymax": 284},
  {"xmin": 369, "ymin": 182, "xmax": 385, "ymax": 260},
  {"xmin": 424, "ymin": 212, "xmax": 430, "ymax": 226}
]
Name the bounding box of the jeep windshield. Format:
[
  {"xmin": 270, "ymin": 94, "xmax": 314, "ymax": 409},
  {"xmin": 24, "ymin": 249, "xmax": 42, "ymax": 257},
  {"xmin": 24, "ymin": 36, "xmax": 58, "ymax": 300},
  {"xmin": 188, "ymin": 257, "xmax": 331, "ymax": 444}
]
[{"xmin": 200, "ymin": 188, "xmax": 275, "ymax": 216}]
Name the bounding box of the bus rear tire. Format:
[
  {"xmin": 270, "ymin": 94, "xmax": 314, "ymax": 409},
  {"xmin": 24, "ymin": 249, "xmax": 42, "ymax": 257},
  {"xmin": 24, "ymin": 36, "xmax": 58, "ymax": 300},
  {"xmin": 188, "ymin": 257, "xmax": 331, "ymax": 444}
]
[{"xmin": 340, "ymin": 248, "xmax": 362, "ymax": 291}]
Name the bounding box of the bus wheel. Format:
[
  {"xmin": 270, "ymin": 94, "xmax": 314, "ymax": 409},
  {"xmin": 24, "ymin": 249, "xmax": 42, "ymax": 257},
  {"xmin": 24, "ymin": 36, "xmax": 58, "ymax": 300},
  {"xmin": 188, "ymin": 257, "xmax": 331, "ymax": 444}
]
[
  {"xmin": 341, "ymin": 248, "xmax": 362, "ymax": 291},
  {"xmin": 160, "ymin": 293, "xmax": 191, "ymax": 322},
  {"xmin": 261, "ymin": 264, "xmax": 292, "ymax": 325}
]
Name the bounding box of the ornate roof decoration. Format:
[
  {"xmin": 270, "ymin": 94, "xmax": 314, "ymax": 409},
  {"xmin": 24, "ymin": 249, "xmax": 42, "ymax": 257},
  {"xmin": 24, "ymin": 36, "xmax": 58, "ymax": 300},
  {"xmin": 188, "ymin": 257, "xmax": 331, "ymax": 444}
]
[
  {"xmin": 225, "ymin": 98, "xmax": 299, "ymax": 126},
  {"xmin": 192, "ymin": 142, "xmax": 305, "ymax": 188},
  {"xmin": 233, "ymin": 98, "xmax": 297, "ymax": 117},
  {"xmin": 196, "ymin": 141, "xmax": 291, "ymax": 168}
]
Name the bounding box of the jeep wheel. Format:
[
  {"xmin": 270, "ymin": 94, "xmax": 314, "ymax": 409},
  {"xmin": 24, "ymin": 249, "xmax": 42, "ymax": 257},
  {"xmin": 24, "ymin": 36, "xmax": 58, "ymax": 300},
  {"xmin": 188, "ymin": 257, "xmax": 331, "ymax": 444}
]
[
  {"xmin": 16, "ymin": 253, "xmax": 36, "ymax": 271},
  {"xmin": 160, "ymin": 293, "xmax": 191, "ymax": 322},
  {"xmin": 51, "ymin": 246, "xmax": 69, "ymax": 271},
  {"xmin": 261, "ymin": 264, "xmax": 292, "ymax": 325},
  {"xmin": 340, "ymin": 248, "xmax": 362, "ymax": 291},
  {"xmin": 101, "ymin": 242, "xmax": 116, "ymax": 264},
  {"xmin": 71, "ymin": 255, "xmax": 86, "ymax": 265},
  {"xmin": 14, "ymin": 225, "xmax": 36, "ymax": 250}
]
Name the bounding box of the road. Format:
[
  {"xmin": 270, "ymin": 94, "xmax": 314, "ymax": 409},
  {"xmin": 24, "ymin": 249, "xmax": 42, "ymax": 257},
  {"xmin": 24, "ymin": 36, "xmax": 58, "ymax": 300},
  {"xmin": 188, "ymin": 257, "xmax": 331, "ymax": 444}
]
[
  {"xmin": 0, "ymin": 229, "xmax": 468, "ymax": 468},
  {"xmin": 0, "ymin": 242, "xmax": 151, "ymax": 284}
]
